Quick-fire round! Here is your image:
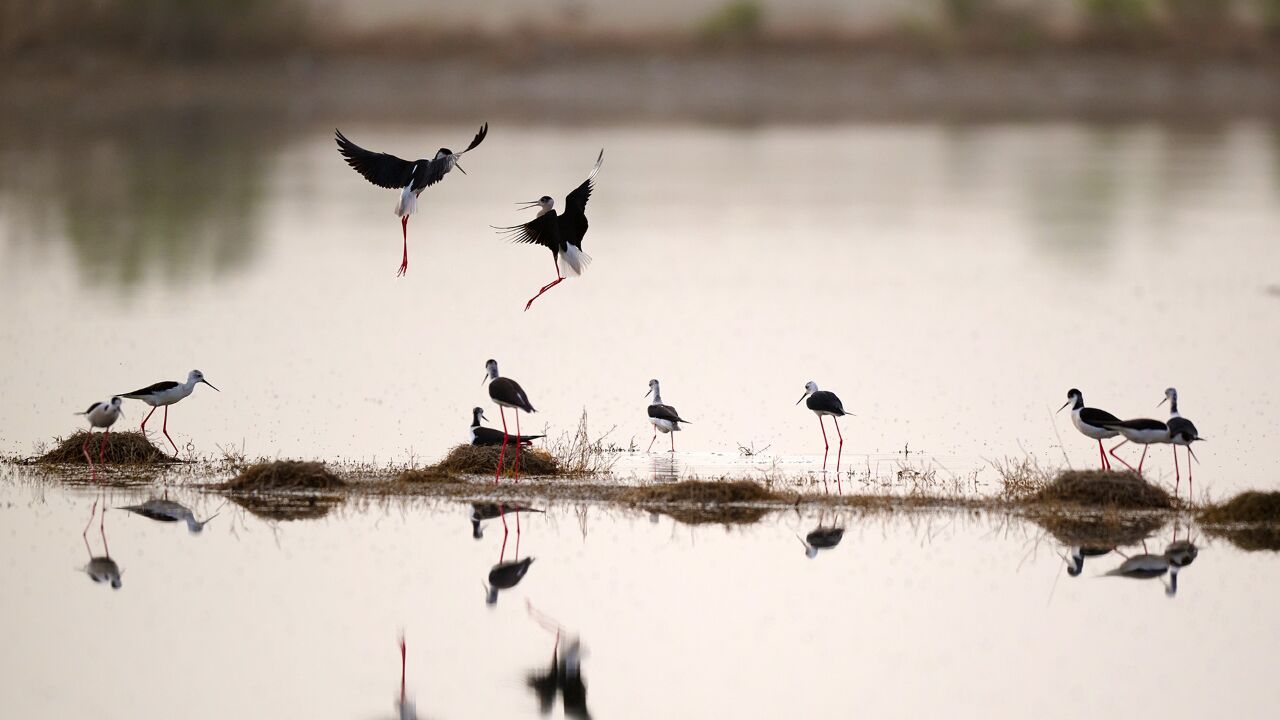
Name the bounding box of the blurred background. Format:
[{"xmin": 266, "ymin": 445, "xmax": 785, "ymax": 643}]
[{"xmin": 1, "ymin": 1, "xmax": 1278, "ymax": 491}]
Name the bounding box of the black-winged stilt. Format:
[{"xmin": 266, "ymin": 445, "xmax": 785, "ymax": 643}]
[
  {"xmin": 81, "ymin": 499, "xmax": 121, "ymax": 590},
  {"xmin": 482, "ymin": 359, "xmax": 537, "ymax": 482},
  {"xmin": 494, "ymin": 150, "xmax": 604, "ymax": 311},
  {"xmin": 1065, "ymin": 546, "xmax": 1112, "ymax": 577},
  {"xmin": 1100, "ymin": 417, "xmax": 1170, "ymax": 475},
  {"xmin": 397, "ymin": 634, "xmax": 418, "ymax": 720},
  {"xmin": 1058, "ymin": 388, "xmax": 1123, "ymax": 470},
  {"xmin": 644, "ymin": 379, "xmax": 691, "ymax": 453},
  {"xmin": 470, "ymin": 502, "xmax": 544, "ymax": 539},
  {"xmin": 1159, "ymin": 387, "xmax": 1205, "ymax": 498},
  {"xmin": 120, "ymin": 369, "xmax": 218, "ymax": 456},
  {"xmin": 119, "ymin": 498, "xmax": 218, "ymax": 533},
  {"xmin": 798, "ymin": 525, "xmax": 845, "ymax": 559},
  {"xmin": 796, "ymin": 381, "xmax": 853, "ymax": 472},
  {"xmin": 485, "ymin": 557, "xmax": 534, "ymax": 605},
  {"xmin": 469, "ymin": 406, "xmax": 544, "ymax": 447},
  {"xmin": 1105, "ymin": 549, "xmax": 1184, "ymax": 597},
  {"xmin": 76, "ymin": 396, "xmax": 123, "ymax": 479},
  {"xmin": 335, "ymin": 123, "xmax": 488, "ymax": 276},
  {"xmin": 525, "ymin": 604, "xmax": 591, "ymax": 719}
]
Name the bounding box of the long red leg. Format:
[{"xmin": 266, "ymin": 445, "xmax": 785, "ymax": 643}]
[
  {"xmin": 1136, "ymin": 445, "xmax": 1148, "ymax": 474},
  {"xmin": 140, "ymin": 405, "xmax": 157, "ymax": 434},
  {"xmin": 818, "ymin": 416, "xmax": 829, "ymax": 471},
  {"xmin": 1187, "ymin": 447, "xmax": 1193, "ymax": 501},
  {"xmin": 99, "ymin": 426, "xmax": 110, "ymax": 464},
  {"xmin": 399, "ymin": 635, "xmax": 407, "ymax": 707},
  {"xmin": 833, "ymin": 417, "xmax": 845, "ymax": 493},
  {"xmin": 1172, "ymin": 446, "xmax": 1181, "ymax": 497},
  {"xmin": 524, "ymin": 257, "xmax": 565, "ymax": 311},
  {"xmin": 397, "ymin": 216, "xmax": 409, "ymax": 277},
  {"xmin": 514, "ymin": 410, "xmax": 522, "ymax": 481},
  {"xmin": 647, "ymin": 427, "xmax": 657, "ymax": 453},
  {"xmin": 670, "ymin": 432, "xmax": 675, "ymax": 453},
  {"xmin": 1108, "ymin": 439, "xmax": 1135, "ymax": 471},
  {"xmin": 161, "ymin": 405, "xmax": 178, "ymax": 455},
  {"xmin": 83, "ymin": 432, "xmax": 96, "ymax": 481},
  {"xmin": 1097, "ymin": 440, "xmax": 1109, "ymax": 470},
  {"xmin": 495, "ymin": 408, "xmax": 509, "ymax": 483},
  {"xmin": 499, "ymin": 525, "xmax": 508, "ymax": 562}
]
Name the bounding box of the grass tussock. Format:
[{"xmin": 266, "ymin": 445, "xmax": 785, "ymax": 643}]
[
  {"xmin": 429, "ymin": 445, "xmax": 561, "ymax": 477},
  {"xmin": 1199, "ymin": 492, "xmax": 1280, "ymax": 524},
  {"xmin": 219, "ymin": 460, "xmax": 345, "ymax": 491},
  {"xmin": 1017, "ymin": 469, "xmax": 1172, "ymax": 510},
  {"xmin": 38, "ymin": 431, "xmax": 176, "ymax": 465},
  {"xmin": 546, "ymin": 409, "xmax": 621, "ymax": 477}
]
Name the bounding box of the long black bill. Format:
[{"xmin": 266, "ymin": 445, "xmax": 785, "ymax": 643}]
[
  {"xmin": 796, "ymin": 393, "xmax": 809, "ymax": 405},
  {"xmin": 1057, "ymin": 400, "xmax": 1070, "ymax": 412},
  {"xmin": 202, "ymin": 380, "xmax": 220, "ymax": 392}
]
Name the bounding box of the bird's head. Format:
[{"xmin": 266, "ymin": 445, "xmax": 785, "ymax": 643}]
[
  {"xmin": 645, "ymin": 379, "xmax": 659, "ymax": 398},
  {"xmin": 473, "ymin": 406, "xmax": 489, "ymax": 423},
  {"xmin": 109, "ymin": 396, "xmax": 123, "ymax": 408},
  {"xmin": 1059, "ymin": 388, "xmax": 1082, "ymax": 412},
  {"xmin": 436, "ymin": 147, "xmax": 452, "ymax": 159},
  {"xmin": 188, "ymin": 370, "xmax": 219, "ymax": 392},
  {"xmin": 796, "ymin": 381, "xmax": 819, "ymax": 405},
  {"xmin": 1158, "ymin": 387, "xmax": 1177, "ymax": 407},
  {"xmin": 482, "ymin": 359, "xmax": 498, "ymax": 384},
  {"xmin": 517, "ymin": 196, "xmax": 554, "ymax": 213}
]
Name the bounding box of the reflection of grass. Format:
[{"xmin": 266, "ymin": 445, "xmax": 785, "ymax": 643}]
[{"xmin": 697, "ymin": 1, "xmax": 763, "ymax": 42}]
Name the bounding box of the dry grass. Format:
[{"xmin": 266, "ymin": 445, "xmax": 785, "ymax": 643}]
[
  {"xmin": 428, "ymin": 445, "xmax": 560, "ymax": 478},
  {"xmin": 1009, "ymin": 469, "xmax": 1173, "ymax": 510},
  {"xmin": 219, "ymin": 460, "xmax": 345, "ymax": 491},
  {"xmin": 37, "ymin": 431, "xmax": 176, "ymax": 465},
  {"xmin": 624, "ymin": 480, "xmax": 784, "ymax": 525},
  {"xmin": 1199, "ymin": 491, "xmax": 1280, "ymax": 524},
  {"xmin": 546, "ymin": 409, "xmax": 620, "ymax": 477},
  {"xmin": 395, "ymin": 466, "xmax": 459, "ymax": 484}
]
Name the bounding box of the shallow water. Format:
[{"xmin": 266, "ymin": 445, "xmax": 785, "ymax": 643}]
[
  {"xmin": 0, "ymin": 479, "xmax": 1275, "ymax": 718},
  {"xmin": 2, "ymin": 117, "xmax": 1279, "ymax": 498}
]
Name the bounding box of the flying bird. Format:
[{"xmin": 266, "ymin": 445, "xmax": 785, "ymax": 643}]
[
  {"xmin": 494, "ymin": 150, "xmax": 603, "ymax": 311},
  {"xmin": 335, "ymin": 123, "xmax": 488, "ymax": 276}
]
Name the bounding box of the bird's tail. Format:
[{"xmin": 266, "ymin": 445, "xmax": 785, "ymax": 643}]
[
  {"xmin": 560, "ymin": 245, "xmax": 591, "ymax": 276},
  {"xmin": 394, "ymin": 185, "xmax": 417, "ymax": 217}
]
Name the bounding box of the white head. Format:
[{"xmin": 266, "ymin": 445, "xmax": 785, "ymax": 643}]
[
  {"xmin": 796, "ymin": 381, "xmax": 819, "ymax": 405},
  {"xmin": 472, "ymin": 406, "xmax": 489, "ymax": 424},
  {"xmin": 482, "ymin": 359, "xmax": 499, "ymax": 383},
  {"xmin": 187, "ymin": 370, "xmax": 219, "ymax": 392},
  {"xmin": 109, "ymin": 396, "xmax": 123, "ymax": 412},
  {"xmin": 645, "ymin": 379, "xmax": 661, "ymax": 401},
  {"xmin": 1058, "ymin": 388, "xmax": 1083, "ymax": 413},
  {"xmin": 517, "ymin": 196, "xmax": 555, "ymax": 216}
]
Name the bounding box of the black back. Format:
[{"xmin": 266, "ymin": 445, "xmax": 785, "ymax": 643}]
[
  {"xmin": 472, "ymin": 426, "xmax": 545, "ymax": 446},
  {"xmin": 1167, "ymin": 416, "xmax": 1199, "ymax": 441},
  {"xmin": 1106, "ymin": 418, "xmax": 1169, "ymax": 432},
  {"xmin": 489, "ymin": 557, "xmax": 535, "ymax": 589},
  {"xmin": 123, "ymin": 380, "xmax": 179, "ymax": 396},
  {"xmin": 490, "ymin": 377, "xmax": 536, "ymax": 413},
  {"xmin": 80, "ymin": 401, "xmax": 106, "ymax": 415},
  {"xmin": 1079, "ymin": 406, "xmax": 1122, "ymax": 426},
  {"xmin": 647, "ymin": 403, "xmax": 688, "ymax": 423},
  {"xmin": 805, "ymin": 527, "xmax": 845, "ymax": 549},
  {"xmin": 805, "ymin": 390, "xmax": 848, "ymax": 416}
]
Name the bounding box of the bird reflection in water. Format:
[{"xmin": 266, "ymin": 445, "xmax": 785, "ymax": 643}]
[
  {"xmin": 120, "ymin": 496, "xmax": 220, "ymax": 533},
  {"xmin": 1064, "ymin": 546, "xmax": 1113, "ymax": 577},
  {"xmin": 469, "ymin": 502, "xmax": 543, "ymax": 540},
  {"xmin": 394, "ymin": 634, "xmax": 418, "ymax": 720},
  {"xmin": 650, "ymin": 454, "xmax": 679, "ymax": 482},
  {"xmin": 81, "ymin": 495, "xmax": 122, "ymax": 590},
  {"xmin": 797, "ymin": 509, "xmax": 845, "ymax": 559},
  {"xmin": 483, "ymin": 506, "xmax": 535, "ymax": 605},
  {"xmin": 525, "ymin": 602, "xmax": 591, "ymax": 719},
  {"xmin": 1105, "ymin": 526, "xmax": 1199, "ymax": 598}
]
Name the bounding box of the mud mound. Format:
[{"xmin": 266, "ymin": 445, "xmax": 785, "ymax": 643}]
[
  {"xmin": 430, "ymin": 445, "xmax": 560, "ymax": 477},
  {"xmin": 38, "ymin": 431, "xmax": 176, "ymax": 464},
  {"xmin": 219, "ymin": 461, "xmax": 345, "ymax": 491},
  {"xmin": 1024, "ymin": 470, "xmax": 1172, "ymax": 510}
]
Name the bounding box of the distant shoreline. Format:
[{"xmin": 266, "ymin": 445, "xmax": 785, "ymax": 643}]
[{"xmin": 4, "ymin": 48, "xmax": 1280, "ymax": 124}]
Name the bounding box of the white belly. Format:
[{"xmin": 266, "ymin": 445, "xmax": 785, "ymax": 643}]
[
  {"xmin": 146, "ymin": 385, "xmax": 194, "ymax": 407},
  {"xmin": 1117, "ymin": 427, "xmax": 1169, "ymax": 445},
  {"xmin": 86, "ymin": 406, "xmax": 119, "ymax": 429},
  {"xmin": 1071, "ymin": 411, "xmax": 1119, "ymax": 440},
  {"xmin": 650, "ymin": 418, "xmax": 678, "ymax": 433}
]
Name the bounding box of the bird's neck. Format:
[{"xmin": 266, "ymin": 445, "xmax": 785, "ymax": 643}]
[
  {"xmin": 1072, "ymin": 396, "xmax": 1084, "ymax": 411},
  {"xmin": 650, "ymin": 389, "xmax": 663, "ymax": 405},
  {"xmin": 471, "ymin": 414, "xmax": 483, "ymax": 428},
  {"xmin": 536, "ymin": 207, "xmax": 553, "ymax": 218},
  {"xmin": 1168, "ymin": 397, "xmax": 1180, "ymax": 416}
]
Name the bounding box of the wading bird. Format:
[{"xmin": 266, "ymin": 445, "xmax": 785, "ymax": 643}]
[
  {"xmin": 120, "ymin": 370, "xmax": 218, "ymax": 456},
  {"xmin": 335, "ymin": 123, "xmax": 488, "ymax": 276},
  {"xmin": 644, "ymin": 379, "xmax": 690, "ymax": 453},
  {"xmin": 470, "ymin": 502, "xmax": 544, "ymax": 539},
  {"xmin": 483, "ymin": 359, "xmax": 536, "ymax": 482},
  {"xmin": 1058, "ymin": 388, "xmax": 1122, "ymax": 470},
  {"xmin": 798, "ymin": 515, "xmax": 845, "ymax": 559},
  {"xmin": 1159, "ymin": 387, "xmax": 1205, "ymax": 497},
  {"xmin": 494, "ymin": 150, "xmax": 603, "ymax": 311},
  {"xmin": 76, "ymin": 396, "xmax": 123, "ymax": 479},
  {"xmin": 1101, "ymin": 417, "xmax": 1170, "ymax": 475},
  {"xmin": 119, "ymin": 498, "xmax": 218, "ymax": 533},
  {"xmin": 469, "ymin": 407, "xmax": 544, "ymax": 447},
  {"xmin": 796, "ymin": 381, "xmax": 853, "ymax": 472},
  {"xmin": 81, "ymin": 498, "xmax": 121, "ymax": 590}
]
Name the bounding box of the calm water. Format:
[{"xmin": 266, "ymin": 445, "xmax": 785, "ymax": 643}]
[
  {"xmin": 0, "ymin": 478, "xmax": 1275, "ymax": 718},
  {"xmin": 2, "ymin": 119, "xmax": 1279, "ymax": 498}
]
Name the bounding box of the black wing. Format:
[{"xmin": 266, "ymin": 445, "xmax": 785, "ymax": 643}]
[
  {"xmin": 78, "ymin": 401, "xmax": 105, "ymax": 415},
  {"xmin": 808, "ymin": 391, "xmax": 847, "ymax": 415},
  {"xmin": 122, "ymin": 380, "xmax": 179, "ymax": 397},
  {"xmin": 1104, "ymin": 418, "xmax": 1167, "ymax": 431},
  {"xmin": 335, "ymin": 130, "xmax": 417, "ymax": 189},
  {"xmin": 460, "ymin": 122, "xmax": 488, "ymax": 154},
  {"xmin": 1167, "ymin": 416, "xmax": 1199, "ymax": 437},
  {"xmin": 648, "ymin": 404, "xmax": 688, "ymax": 423},
  {"xmin": 411, "ymin": 123, "xmax": 487, "ymax": 190},
  {"xmin": 559, "ymin": 150, "xmax": 603, "ymax": 247},
  {"xmin": 495, "ymin": 210, "xmax": 561, "ymax": 252},
  {"xmin": 1080, "ymin": 407, "xmax": 1121, "ymax": 426}
]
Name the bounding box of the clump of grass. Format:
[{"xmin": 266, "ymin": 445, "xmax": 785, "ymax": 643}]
[
  {"xmin": 395, "ymin": 466, "xmax": 459, "ymax": 484},
  {"xmin": 429, "ymin": 444, "xmax": 560, "ymax": 477},
  {"xmin": 219, "ymin": 460, "xmax": 345, "ymax": 491},
  {"xmin": 1200, "ymin": 491, "xmax": 1280, "ymax": 524},
  {"xmin": 37, "ymin": 431, "xmax": 176, "ymax": 465},
  {"xmin": 992, "ymin": 455, "xmax": 1055, "ymax": 499},
  {"xmin": 546, "ymin": 409, "xmax": 619, "ymax": 477},
  {"xmin": 1021, "ymin": 469, "xmax": 1173, "ymax": 509}
]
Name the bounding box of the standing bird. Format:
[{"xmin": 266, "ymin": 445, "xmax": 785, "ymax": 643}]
[
  {"xmin": 494, "ymin": 150, "xmax": 604, "ymax": 311},
  {"xmin": 120, "ymin": 369, "xmax": 219, "ymax": 456},
  {"xmin": 1101, "ymin": 417, "xmax": 1170, "ymax": 476},
  {"xmin": 796, "ymin": 381, "xmax": 853, "ymax": 472},
  {"xmin": 1159, "ymin": 387, "xmax": 1205, "ymax": 498},
  {"xmin": 482, "ymin": 359, "xmax": 537, "ymax": 482},
  {"xmin": 644, "ymin": 379, "xmax": 691, "ymax": 453},
  {"xmin": 76, "ymin": 396, "xmax": 124, "ymax": 477},
  {"xmin": 1058, "ymin": 388, "xmax": 1122, "ymax": 470},
  {"xmin": 469, "ymin": 407, "xmax": 544, "ymax": 447},
  {"xmin": 335, "ymin": 123, "xmax": 488, "ymax": 276}
]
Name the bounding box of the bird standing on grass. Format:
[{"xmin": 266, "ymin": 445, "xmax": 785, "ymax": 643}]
[
  {"xmin": 76, "ymin": 396, "xmax": 123, "ymax": 479},
  {"xmin": 120, "ymin": 369, "xmax": 218, "ymax": 456},
  {"xmin": 494, "ymin": 150, "xmax": 603, "ymax": 311},
  {"xmin": 1058, "ymin": 388, "xmax": 1123, "ymax": 471},
  {"xmin": 644, "ymin": 379, "xmax": 691, "ymax": 453},
  {"xmin": 335, "ymin": 123, "xmax": 488, "ymax": 276},
  {"xmin": 483, "ymin": 359, "xmax": 537, "ymax": 482}
]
